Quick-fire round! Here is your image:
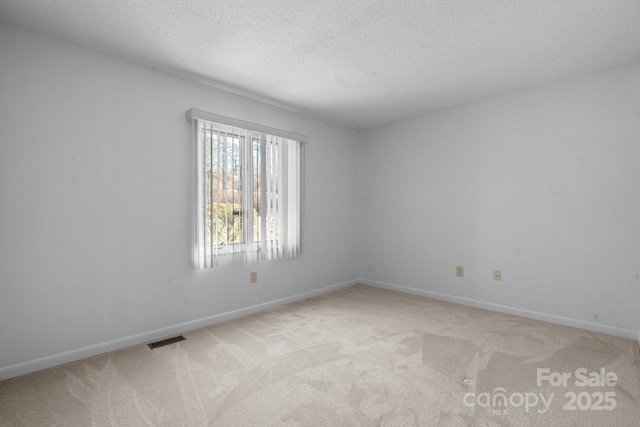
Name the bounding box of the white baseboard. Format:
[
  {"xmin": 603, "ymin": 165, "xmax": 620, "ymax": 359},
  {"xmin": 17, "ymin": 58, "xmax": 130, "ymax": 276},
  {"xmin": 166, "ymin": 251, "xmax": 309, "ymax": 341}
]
[
  {"xmin": 0, "ymin": 279, "xmax": 357, "ymax": 381},
  {"xmin": 360, "ymin": 279, "xmax": 640, "ymax": 342}
]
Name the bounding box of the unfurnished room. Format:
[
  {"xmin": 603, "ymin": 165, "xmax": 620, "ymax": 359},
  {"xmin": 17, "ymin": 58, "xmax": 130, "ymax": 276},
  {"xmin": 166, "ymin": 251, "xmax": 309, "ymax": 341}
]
[{"xmin": 0, "ymin": 1, "xmax": 639, "ymax": 426}]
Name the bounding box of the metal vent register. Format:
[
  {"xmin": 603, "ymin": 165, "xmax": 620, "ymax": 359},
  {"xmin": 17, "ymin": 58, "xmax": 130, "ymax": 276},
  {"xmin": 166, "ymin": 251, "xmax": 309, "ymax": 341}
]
[{"xmin": 147, "ymin": 335, "xmax": 186, "ymax": 349}]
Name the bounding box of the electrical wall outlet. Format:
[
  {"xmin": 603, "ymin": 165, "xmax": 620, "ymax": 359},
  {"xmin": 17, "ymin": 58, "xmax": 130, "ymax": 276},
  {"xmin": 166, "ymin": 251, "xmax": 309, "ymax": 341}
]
[
  {"xmin": 456, "ymin": 266, "xmax": 464, "ymax": 277},
  {"xmin": 493, "ymin": 270, "xmax": 501, "ymax": 281},
  {"xmin": 250, "ymin": 272, "xmax": 258, "ymax": 283}
]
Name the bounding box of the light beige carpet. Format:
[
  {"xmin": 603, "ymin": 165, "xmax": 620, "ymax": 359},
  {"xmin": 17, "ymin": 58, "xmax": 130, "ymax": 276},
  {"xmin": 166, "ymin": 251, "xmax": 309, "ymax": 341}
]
[{"xmin": 0, "ymin": 284, "xmax": 638, "ymax": 426}]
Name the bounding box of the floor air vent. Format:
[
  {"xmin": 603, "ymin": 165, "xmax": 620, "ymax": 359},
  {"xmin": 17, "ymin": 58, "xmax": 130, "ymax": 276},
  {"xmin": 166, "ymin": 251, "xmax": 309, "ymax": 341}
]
[{"xmin": 148, "ymin": 335, "xmax": 186, "ymax": 349}]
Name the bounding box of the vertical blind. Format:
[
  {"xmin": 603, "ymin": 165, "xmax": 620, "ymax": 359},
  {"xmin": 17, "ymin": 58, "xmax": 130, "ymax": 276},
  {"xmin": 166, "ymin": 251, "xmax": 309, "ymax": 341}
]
[{"xmin": 186, "ymin": 109, "xmax": 305, "ymax": 268}]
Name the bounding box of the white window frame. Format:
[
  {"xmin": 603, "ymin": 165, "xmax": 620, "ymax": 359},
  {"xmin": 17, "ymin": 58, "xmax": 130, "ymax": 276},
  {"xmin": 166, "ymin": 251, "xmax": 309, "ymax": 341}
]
[{"xmin": 186, "ymin": 109, "xmax": 306, "ymax": 268}]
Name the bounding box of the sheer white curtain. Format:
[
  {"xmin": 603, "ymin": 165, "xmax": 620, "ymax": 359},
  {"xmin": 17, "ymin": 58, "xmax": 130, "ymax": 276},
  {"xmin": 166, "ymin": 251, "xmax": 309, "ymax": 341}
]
[{"xmin": 186, "ymin": 109, "xmax": 305, "ymax": 269}]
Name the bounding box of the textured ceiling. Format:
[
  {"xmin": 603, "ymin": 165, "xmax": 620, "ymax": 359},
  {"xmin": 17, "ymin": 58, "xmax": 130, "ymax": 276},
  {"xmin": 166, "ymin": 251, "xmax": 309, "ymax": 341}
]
[{"xmin": 2, "ymin": 1, "xmax": 640, "ymax": 130}]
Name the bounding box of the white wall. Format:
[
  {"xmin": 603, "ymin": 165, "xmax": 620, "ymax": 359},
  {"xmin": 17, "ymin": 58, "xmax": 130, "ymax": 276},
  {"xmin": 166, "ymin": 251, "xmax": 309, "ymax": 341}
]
[
  {"xmin": 0, "ymin": 23, "xmax": 359, "ymax": 379},
  {"xmin": 2, "ymin": 21, "xmax": 639, "ymax": 382},
  {"xmin": 359, "ymin": 62, "xmax": 640, "ymax": 339}
]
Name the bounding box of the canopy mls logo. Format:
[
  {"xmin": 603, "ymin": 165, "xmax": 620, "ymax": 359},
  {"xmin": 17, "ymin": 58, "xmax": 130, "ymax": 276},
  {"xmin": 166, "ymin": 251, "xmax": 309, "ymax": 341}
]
[
  {"xmin": 462, "ymin": 367, "xmax": 618, "ymax": 416},
  {"xmin": 463, "ymin": 388, "xmax": 553, "ymax": 416}
]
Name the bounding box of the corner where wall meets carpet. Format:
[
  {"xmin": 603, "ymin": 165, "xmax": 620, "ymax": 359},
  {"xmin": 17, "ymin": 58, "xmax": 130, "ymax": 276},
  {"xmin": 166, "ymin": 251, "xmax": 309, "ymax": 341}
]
[{"xmin": 0, "ymin": 284, "xmax": 638, "ymax": 426}]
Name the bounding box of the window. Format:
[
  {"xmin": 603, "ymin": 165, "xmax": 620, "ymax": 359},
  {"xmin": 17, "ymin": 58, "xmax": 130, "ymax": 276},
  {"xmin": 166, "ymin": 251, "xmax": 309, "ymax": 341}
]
[{"xmin": 186, "ymin": 109, "xmax": 305, "ymax": 268}]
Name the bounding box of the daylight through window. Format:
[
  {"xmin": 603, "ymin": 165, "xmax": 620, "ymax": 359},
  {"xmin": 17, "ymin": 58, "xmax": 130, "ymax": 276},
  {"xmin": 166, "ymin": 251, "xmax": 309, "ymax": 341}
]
[{"xmin": 187, "ymin": 109, "xmax": 305, "ymax": 268}]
